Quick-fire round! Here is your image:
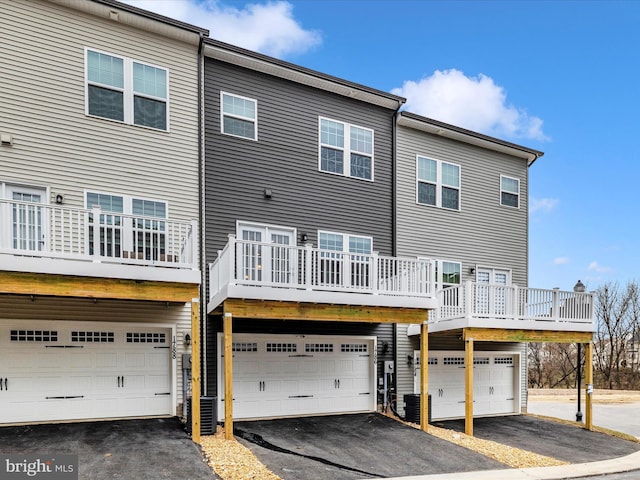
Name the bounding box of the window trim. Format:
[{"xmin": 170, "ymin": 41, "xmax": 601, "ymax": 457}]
[
  {"xmin": 84, "ymin": 190, "xmax": 170, "ymax": 218},
  {"xmin": 318, "ymin": 117, "xmax": 375, "ymax": 182},
  {"xmin": 84, "ymin": 47, "xmax": 170, "ymax": 131},
  {"xmin": 415, "ymin": 155, "xmax": 461, "ymax": 211},
  {"xmin": 420, "ymin": 257, "xmax": 461, "ymax": 290},
  {"xmin": 220, "ymin": 91, "xmax": 258, "ymax": 141},
  {"xmin": 500, "ymin": 175, "xmax": 520, "ymax": 209},
  {"xmin": 317, "ymin": 230, "xmax": 373, "ymax": 254}
]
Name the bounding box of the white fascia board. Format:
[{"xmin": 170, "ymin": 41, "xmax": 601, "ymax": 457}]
[{"xmin": 204, "ymin": 44, "xmax": 402, "ymax": 110}]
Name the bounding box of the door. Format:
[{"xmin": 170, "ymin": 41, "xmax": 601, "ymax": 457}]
[
  {"xmin": 0, "ymin": 321, "xmax": 173, "ymax": 423},
  {"xmin": 237, "ymin": 224, "xmax": 295, "ymax": 285},
  {"xmin": 218, "ymin": 334, "xmax": 376, "ymax": 420},
  {"xmin": 5, "ymin": 185, "xmax": 46, "ymax": 252},
  {"xmin": 476, "ymin": 267, "xmax": 511, "ymax": 316}
]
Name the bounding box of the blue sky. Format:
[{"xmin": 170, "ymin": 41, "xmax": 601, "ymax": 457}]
[{"xmin": 129, "ymin": 0, "xmax": 639, "ymax": 292}]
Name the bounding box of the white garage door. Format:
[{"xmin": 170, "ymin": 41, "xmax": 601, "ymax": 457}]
[
  {"xmin": 413, "ymin": 351, "xmax": 519, "ymax": 420},
  {"xmin": 218, "ymin": 334, "xmax": 376, "ymax": 420},
  {"xmin": 0, "ymin": 321, "xmax": 174, "ymax": 424}
]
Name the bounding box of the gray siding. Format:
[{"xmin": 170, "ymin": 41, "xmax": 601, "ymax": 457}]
[
  {"xmin": 203, "ymin": 57, "xmax": 397, "ymax": 397},
  {"xmin": 394, "ymin": 124, "xmax": 531, "ymax": 412},
  {"xmin": 395, "ymin": 126, "xmax": 529, "ymax": 287},
  {"xmin": 204, "ymin": 59, "xmax": 394, "ymax": 260}
]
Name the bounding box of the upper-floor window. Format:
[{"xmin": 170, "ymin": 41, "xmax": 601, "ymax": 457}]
[
  {"xmin": 86, "ymin": 49, "xmax": 168, "ymax": 130},
  {"xmin": 221, "ymin": 92, "xmax": 257, "ymax": 140},
  {"xmin": 500, "ymin": 175, "xmax": 520, "ymax": 208},
  {"xmin": 416, "ymin": 156, "xmax": 460, "ymax": 210},
  {"xmin": 318, "ymin": 231, "xmax": 372, "ymax": 255},
  {"xmin": 319, "ymin": 118, "xmax": 374, "ymax": 181}
]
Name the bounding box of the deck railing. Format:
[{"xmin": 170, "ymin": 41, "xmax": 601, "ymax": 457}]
[
  {"xmin": 435, "ymin": 281, "xmax": 594, "ymax": 328},
  {"xmin": 209, "ymin": 235, "xmax": 435, "ymax": 302},
  {"xmin": 0, "ymin": 199, "xmax": 198, "ymax": 268}
]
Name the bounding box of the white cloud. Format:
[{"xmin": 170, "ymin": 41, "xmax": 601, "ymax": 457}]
[
  {"xmin": 554, "ymin": 257, "xmax": 570, "ymax": 265},
  {"xmin": 530, "ymin": 197, "xmax": 559, "ymax": 214},
  {"xmin": 392, "ymin": 69, "xmax": 548, "ymax": 141},
  {"xmin": 123, "ymin": 0, "xmax": 322, "ymax": 58},
  {"xmin": 588, "ymin": 261, "xmax": 613, "ymax": 274}
]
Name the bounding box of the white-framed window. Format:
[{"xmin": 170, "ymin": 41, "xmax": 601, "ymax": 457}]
[
  {"xmin": 85, "ymin": 191, "xmax": 167, "ymax": 259},
  {"xmin": 0, "ymin": 183, "xmax": 48, "ymax": 252},
  {"xmin": 416, "ymin": 156, "xmax": 461, "ymax": 210},
  {"xmin": 318, "ymin": 230, "xmax": 373, "ymax": 288},
  {"xmin": 500, "ymin": 175, "xmax": 520, "ymax": 208},
  {"xmin": 221, "ymin": 92, "xmax": 257, "ymax": 140},
  {"xmin": 421, "ymin": 258, "xmax": 461, "ymax": 289},
  {"xmin": 85, "ymin": 48, "xmax": 169, "ymax": 130},
  {"xmin": 319, "ymin": 117, "xmax": 374, "ymax": 181},
  {"xmin": 318, "ymin": 231, "xmax": 373, "ymax": 255}
]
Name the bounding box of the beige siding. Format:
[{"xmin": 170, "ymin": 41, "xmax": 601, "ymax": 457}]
[
  {"xmin": 395, "ymin": 124, "xmax": 531, "ymax": 413},
  {"xmin": 0, "ymin": 294, "xmax": 192, "ymax": 414},
  {"xmin": 0, "ymin": 0, "xmax": 199, "ymax": 221}
]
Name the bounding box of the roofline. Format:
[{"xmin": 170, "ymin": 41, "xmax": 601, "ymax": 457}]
[
  {"xmin": 47, "ymin": 0, "xmax": 209, "ymax": 45},
  {"xmin": 397, "ymin": 111, "xmax": 544, "ymax": 165},
  {"xmin": 203, "ymin": 39, "xmax": 406, "ymax": 111}
]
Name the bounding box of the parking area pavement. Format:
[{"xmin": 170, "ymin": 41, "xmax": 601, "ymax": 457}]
[
  {"xmin": 0, "ymin": 418, "xmax": 218, "ymax": 480},
  {"xmin": 436, "ymin": 416, "xmax": 640, "ymax": 464},
  {"xmin": 235, "ymin": 413, "xmax": 506, "ymax": 480}
]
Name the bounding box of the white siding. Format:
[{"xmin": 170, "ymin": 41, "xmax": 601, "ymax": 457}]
[
  {"xmin": 0, "ymin": 0, "xmax": 199, "ymax": 221},
  {"xmin": 0, "ymin": 294, "xmax": 192, "ymax": 415}
]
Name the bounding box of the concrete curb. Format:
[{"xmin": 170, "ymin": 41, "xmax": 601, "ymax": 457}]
[{"xmin": 381, "ymin": 450, "xmax": 640, "ymax": 480}]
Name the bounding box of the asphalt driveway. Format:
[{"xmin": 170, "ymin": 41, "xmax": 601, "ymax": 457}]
[
  {"xmin": 0, "ymin": 417, "xmax": 218, "ymax": 480},
  {"xmin": 235, "ymin": 413, "xmax": 506, "ymax": 480},
  {"xmin": 436, "ymin": 415, "xmax": 640, "ymax": 463}
]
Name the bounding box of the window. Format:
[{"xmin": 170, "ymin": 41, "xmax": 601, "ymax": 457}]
[
  {"xmin": 426, "ymin": 259, "xmax": 461, "ymax": 289},
  {"xmin": 86, "ymin": 192, "xmax": 167, "ymax": 260},
  {"xmin": 416, "ymin": 156, "xmax": 460, "ymax": 210},
  {"xmin": 319, "ymin": 118, "xmax": 374, "ymax": 180},
  {"xmin": 318, "ymin": 231, "xmax": 372, "ymax": 287},
  {"xmin": 86, "ymin": 49, "xmax": 168, "ymax": 130},
  {"xmin": 501, "ymin": 175, "xmax": 520, "ymax": 208},
  {"xmin": 221, "ymin": 92, "xmax": 257, "ymax": 140}
]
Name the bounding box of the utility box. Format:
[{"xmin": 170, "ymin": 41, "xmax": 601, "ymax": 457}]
[
  {"xmin": 404, "ymin": 393, "xmax": 431, "ymax": 424},
  {"xmin": 182, "ymin": 354, "xmax": 192, "ymax": 369},
  {"xmin": 384, "ymin": 361, "xmax": 394, "ymax": 374}
]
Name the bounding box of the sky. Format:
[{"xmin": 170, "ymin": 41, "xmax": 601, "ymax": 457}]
[{"xmin": 127, "ymin": 0, "xmax": 640, "ymax": 292}]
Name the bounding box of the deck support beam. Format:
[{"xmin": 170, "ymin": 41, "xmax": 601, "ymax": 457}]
[
  {"xmin": 420, "ymin": 321, "xmax": 429, "ymax": 432},
  {"xmin": 191, "ymin": 299, "xmax": 201, "ymax": 443},
  {"xmin": 585, "ymin": 341, "xmax": 594, "ymax": 430},
  {"xmin": 465, "ymin": 337, "xmax": 474, "ymax": 436},
  {"xmin": 223, "ymin": 312, "xmax": 234, "ymax": 439}
]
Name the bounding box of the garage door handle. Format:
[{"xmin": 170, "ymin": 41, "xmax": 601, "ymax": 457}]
[
  {"xmin": 288, "ymin": 354, "xmax": 313, "ymax": 358},
  {"xmin": 288, "ymin": 395, "xmax": 313, "ymax": 398},
  {"xmin": 46, "ymin": 396, "xmax": 84, "ymax": 399},
  {"xmin": 45, "ymin": 345, "xmax": 84, "ymax": 349},
  {"xmin": 155, "ymin": 392, "xmax": 170, "ymax": 396}
]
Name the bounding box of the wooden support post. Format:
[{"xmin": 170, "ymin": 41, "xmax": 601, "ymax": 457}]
[
  {"xmin": 224, "ymin": 312, "xmax": 234, "ymax": 440},
  {"xmin": 420, "ymin": 321, "xmax": 429, "ymax": 432},
  {"xmin": 465, "ymin": 337, "xmax": 474, "ymax": 436},
  {"xmin": 190, "ymin": 299, "xmax": 201, "ymax": 443},
  {"xmin": 585, "ymin": 341, "xmax": 594, "ymax": 431}
]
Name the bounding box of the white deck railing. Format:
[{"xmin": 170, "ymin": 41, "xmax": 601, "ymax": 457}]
[
  {"xmin": 0, "ymin": 199, "xmax": 198, "ymax": 269},
  {"xmin": 209, "ymin": 234, "xmax": 435, "ymax": 303},
  {"xmin": 435, "ymin": 281, "xmax": 594, "ymax": 330}
]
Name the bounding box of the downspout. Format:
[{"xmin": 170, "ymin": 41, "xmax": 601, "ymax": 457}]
[
  {"xmin": 197, "ymin": 32, "xmax": 206, "ymax": 396},
  {"xmin": 391, "ymin": 101, "xmax": 404, "ymax": 403}
]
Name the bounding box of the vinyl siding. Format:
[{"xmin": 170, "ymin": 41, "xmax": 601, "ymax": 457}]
[
  {"xmin": 204, "ymin": 58, "xmax": 394, "ymax": 260},
  {"xmin": 0, "ymin": 0, "xmax": 200, "ymax": 221},
  {"xmin": 203, "ymin": 56, "xmax": 397, "ymax": 398},
  {"xmin": 0, "ymin": 294, "xmax": 192, "ymax": 414},
  {"xmin": 395, "ymin": 125, "xmax": 528, "ymax": 287},
  {"xmin": 395, "ymin": 124, "xmax": 530, "ymax": 413}
]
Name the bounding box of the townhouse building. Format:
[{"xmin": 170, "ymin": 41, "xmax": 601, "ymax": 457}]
[{"xmin": 0, "ymin": 0, "xmax": 205, "ymax": 424}]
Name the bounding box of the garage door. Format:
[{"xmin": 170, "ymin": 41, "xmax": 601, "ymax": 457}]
[
  {"xmin": 218, "ymin": 334, "xmax": 376, "ymax": 420},
  {"xmin": 0, "ymin": 321, "xmax": 173, "ymax": 424},
  {"xmin": 413, "ymin": 351, "xmax": 519, "ymax": 420}
]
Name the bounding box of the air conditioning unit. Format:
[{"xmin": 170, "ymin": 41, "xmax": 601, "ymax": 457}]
[{"xmin": 186, "ymin": 396, "xmax": 217, "ymax": 435}]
